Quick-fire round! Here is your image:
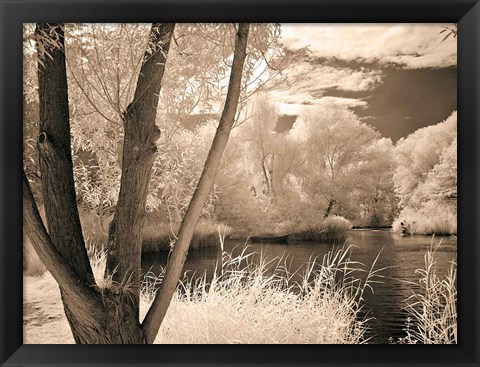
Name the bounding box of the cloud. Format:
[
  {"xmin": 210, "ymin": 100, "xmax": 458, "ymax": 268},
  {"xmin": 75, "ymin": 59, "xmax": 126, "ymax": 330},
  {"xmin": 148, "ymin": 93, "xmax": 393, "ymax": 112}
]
[
  {"xmin": 285, "ymin": 62, "xmax": 383, "ymax": 93},
  {"xmin": 269, "ymin": 60, "xmax": 378, "ymax": 115},
  {"xmin": 274, "ymin": 96, "xmax": 368, "ymax": 116},
  {"xmin": 281, "ymin": 24, "xmax": 457, "ymax": 69}
]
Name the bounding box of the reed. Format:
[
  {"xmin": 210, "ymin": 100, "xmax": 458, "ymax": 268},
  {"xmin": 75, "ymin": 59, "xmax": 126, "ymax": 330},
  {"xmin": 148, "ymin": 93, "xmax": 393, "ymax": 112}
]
[
  {"xmin": 140, "ymin": 242, "xmax": 381, "ymax": 344},
  {"xmin": 400, "ymin": 240, "xmax": 457, "ymax": 344}
]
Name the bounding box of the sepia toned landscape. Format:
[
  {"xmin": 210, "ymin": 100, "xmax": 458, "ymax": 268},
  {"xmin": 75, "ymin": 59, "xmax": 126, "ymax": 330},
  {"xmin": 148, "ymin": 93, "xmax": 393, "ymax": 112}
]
[{"xmin": 23, "ymin": 23, "xmax": 457, "ymax": 344}]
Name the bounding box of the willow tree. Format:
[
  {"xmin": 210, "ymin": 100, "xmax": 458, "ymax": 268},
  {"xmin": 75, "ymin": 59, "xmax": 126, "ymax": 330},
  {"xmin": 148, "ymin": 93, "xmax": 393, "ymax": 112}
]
[{"xmin": 23, "ymin": 22, "xmax": 250, "ymax": 343}]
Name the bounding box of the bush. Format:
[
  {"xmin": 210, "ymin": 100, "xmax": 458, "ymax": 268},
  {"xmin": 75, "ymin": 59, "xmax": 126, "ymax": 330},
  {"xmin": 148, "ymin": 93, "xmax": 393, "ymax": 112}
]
[
  {"xmin": 392, "ymin": 201, "xmax": 456, "ymax": 235},
  {"xmin": 291, "ymin": 215, "xmax": 352, "ymax": 242},
  {"xmin": 142, "ymin": 220, "xmax": 229, "ymax": 253},
  {"xmin": 367, "ymin": 212, "xmax": 384, "ymax": 228},
  {"xmin": 78, "ymin": 208, "xmax": 227, "ymax": 253}
]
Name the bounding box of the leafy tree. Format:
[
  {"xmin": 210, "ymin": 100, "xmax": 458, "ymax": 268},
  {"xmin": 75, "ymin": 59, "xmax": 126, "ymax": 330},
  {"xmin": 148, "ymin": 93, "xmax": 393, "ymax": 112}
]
[
  {"xmin": 394, "ymin": 111, "xmax": 457, "ymax": 209},
  {"xmin": 289, "ymin": 103, "xmax": 380, "ymax": 218},
  {"xmin": 239, "ymin": 93, "xmax": 280, "ymax": 196},
  {"xmin": 392, "ymin": 112, "xmax": 457, "ymax": 234},
  {"xmin": 354, "ymin": 138, "xmax": 397, "ymax": 226},
  {"xmin": 422, "ymin": 135, "xmax": 457, "ymax": 202},
  {"xmin": 61, "ymin": 24, "xmax": 287, "ymax": 234},
  {"xmin": 149, "ymin": 123, "xmax": 218, "ymax": 223}
]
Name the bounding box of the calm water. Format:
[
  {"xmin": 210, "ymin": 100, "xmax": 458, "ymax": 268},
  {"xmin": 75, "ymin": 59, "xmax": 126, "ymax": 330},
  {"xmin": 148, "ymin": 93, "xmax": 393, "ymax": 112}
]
[{"xmin": 141, "ymin": 230, "xmax": 457, "ymax": 343}]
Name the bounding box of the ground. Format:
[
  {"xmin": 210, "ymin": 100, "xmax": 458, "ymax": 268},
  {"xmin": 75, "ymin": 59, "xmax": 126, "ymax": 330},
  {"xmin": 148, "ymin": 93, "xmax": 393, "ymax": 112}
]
[{"xmin": 24, "ymin": 274, "xmax": 74, "ymax": 343}]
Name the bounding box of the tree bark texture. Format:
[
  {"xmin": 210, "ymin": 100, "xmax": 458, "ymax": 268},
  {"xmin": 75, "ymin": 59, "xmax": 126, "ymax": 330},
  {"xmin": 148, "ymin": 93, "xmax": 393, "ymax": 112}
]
[
  {"xmin": 25, "ymin": 173, "xmax": 146, "ymax": 343},
  {"xmin": 35, "ymin": 23, "xmax": 109, "ymax": 342},
  {"xmin": 35, "ymin": 23, "xmax": 94, "ymax": 285},
  {"xmin": 106, "ymin": 23, "xmax": 175, "ymax": 311},
  {"xmin": 142, "ymin": 23, "xmax": 250, "ymax": 344}
]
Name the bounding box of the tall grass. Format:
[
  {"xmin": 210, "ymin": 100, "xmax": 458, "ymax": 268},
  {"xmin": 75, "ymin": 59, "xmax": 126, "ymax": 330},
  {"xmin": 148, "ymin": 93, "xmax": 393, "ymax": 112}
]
[
  {"xmin": 140, "ymin": 241, "xmax": 381, "ymax": 344},
  {"xmin": 400, "ymin": 241, "xmax": 457, "ymax": 344}
]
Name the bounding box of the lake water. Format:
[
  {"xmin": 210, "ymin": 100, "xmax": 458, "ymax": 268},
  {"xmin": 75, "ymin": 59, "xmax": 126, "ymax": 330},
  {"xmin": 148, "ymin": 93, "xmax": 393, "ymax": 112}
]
[{"xmin": 141, "ymin": 229, "xmax": 457, "ymax": 344}]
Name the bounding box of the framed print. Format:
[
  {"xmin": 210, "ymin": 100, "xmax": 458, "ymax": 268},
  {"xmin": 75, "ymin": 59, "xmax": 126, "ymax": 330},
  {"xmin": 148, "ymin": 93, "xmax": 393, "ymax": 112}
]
[{"xmin": 1, "ymin": 0, "xmax": 479, "ymax": 366}]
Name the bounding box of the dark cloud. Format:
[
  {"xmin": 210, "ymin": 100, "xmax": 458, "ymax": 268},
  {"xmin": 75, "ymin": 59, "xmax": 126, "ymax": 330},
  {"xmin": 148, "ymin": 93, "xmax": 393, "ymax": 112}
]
[
  {"xmin": 350, "ymin": 67, "xmax": 457, "ymax": 141},
  {"xmin": 273, "ymin": 66, "xmax": 456, "ymax": 141}
]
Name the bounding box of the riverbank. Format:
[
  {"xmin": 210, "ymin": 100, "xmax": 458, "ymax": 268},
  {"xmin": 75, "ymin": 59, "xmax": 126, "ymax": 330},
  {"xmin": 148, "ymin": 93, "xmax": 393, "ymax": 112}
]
[
  {"xmin": 24, "ymin": 235, "xmax": 456, "ymax": 344},
  {"xmin": 24, "ymin": 247, "xmax": 371, "ymax": 344}
]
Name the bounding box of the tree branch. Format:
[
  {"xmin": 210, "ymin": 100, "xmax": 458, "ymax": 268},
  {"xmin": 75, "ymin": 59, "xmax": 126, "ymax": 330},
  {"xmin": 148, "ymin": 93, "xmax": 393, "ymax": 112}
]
[
  {"xmin": 35, "ymin": 23, "xmax": 94, "ymax": 283},
  {"xmin": 23, "ymin": 172, "xmax": 103, "ymax": 313},
  {"xmin": 105, "ymin": 23, "xmax": 175, "ymax": 304},
  {"xmin": 142, "ymin": 23, "xmax": 250, "ymax": 344}
]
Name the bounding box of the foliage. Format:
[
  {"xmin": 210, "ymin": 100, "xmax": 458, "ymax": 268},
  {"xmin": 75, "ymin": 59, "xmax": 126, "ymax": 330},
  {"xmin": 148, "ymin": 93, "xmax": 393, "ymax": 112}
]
[
  {"xmin": 213, "ymin": 100, "xmax": 398, "ymax": 233},
  {"xmin": 236, "ymin": 93, "xmax": 282, "ymax": 196},
  {"xmin": 78, "ymin": 207, "xmax": 112, "ymax": 245},
  {"xmin": 392, "ymin": 201, "xmax": 456, "ymax": 235},
  {"xmin": 37, "ymin": 23, "xmax": 290, "ymax": 225},
  {"xmin": 394, "ymin": 112, "xmax": 456, "ymax": 209},
  {"xmin": 392, "ymin": 112, "xmax": 457, "ymax": 235},
  {"xmin": 148, "ymin": 123, "xmax": 218, "ymax": 219},
  {"xmin": 291, "ymin": 215, "xmax": 353, "ymax": 242},
  {"xmin": 354, "ymin": 138, "xmax": 397, "ymax": 227},
  {"xmin": 287, "ymin": 103, "xmax": 395, "ymax": 222},
  {"xmin": 141, "ymin": 220, "xmax": 228, "ymax": 253}
]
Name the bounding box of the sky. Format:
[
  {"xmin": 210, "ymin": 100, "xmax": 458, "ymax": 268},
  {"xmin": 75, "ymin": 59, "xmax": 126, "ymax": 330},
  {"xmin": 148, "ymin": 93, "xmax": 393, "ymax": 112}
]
[{"xmin": 271, "ymin": 24, "xmax": 457, "ymax": 141}]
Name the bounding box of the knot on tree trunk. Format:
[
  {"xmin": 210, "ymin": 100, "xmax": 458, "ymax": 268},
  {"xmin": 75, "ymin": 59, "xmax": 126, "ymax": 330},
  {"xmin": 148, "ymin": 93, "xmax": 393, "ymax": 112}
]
[{"xmin": 38, "ymin": 131, "xmax": 48, "ymax": 143}]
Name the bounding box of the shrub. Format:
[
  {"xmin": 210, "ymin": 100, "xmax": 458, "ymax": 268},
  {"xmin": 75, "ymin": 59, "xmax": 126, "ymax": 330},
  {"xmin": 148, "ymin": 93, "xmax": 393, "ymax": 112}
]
[
  {"xmin": 142, "ymin": 220, "xmax": 229, "ymax": 253},
  {"xmin": 291, "ymin": 215, "xmax": 353, "ymax": 243},
  {"xmin": 367, "ymin": 212, "xmax": 384, "ymax": 228},
  {"xmin": 392, "ymin": 201, "xmax": 456, "ymax": 235},
  {"xmin": 79, "ymin": 207, "xmax": 111, "ymax": 246}
]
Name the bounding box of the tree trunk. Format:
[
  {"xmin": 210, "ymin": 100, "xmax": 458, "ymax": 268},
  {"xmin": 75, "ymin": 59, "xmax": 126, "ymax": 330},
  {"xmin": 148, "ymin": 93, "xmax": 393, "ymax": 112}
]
[
  {"xmin": 106, "ymin": 23, "xmax": 175, "ymax": 311},
  {"xmin": 29, "ymin": 23, "xmax": 174, "ymax": 344},
  {"xmin": 262, "ymin": 157, "xmax": 272, "ymax": 194},
  {"xmin": 35, "ymin": 23, "xmax": 106, "ymax": 342},
  {"xmin": 142, "ymin": 23, "xmax": 250, "ymax": 344},
  {"xmin": 324, "ymin": 199, "xmax": 335, "ymax": 218},
  {"xmin": 35, "ymin": 23, "xmax": 94, "ymax": 285},
  {"xmin": 24, "ymin": 172, "xmax": 146, "ymax": 343}
]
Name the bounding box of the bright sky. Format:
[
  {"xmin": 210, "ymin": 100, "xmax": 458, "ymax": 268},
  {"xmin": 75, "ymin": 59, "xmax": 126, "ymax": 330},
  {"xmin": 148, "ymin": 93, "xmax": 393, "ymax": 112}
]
[{"xmin": 272, "ymin": 24, "xmax": 457, "ymax": 141}]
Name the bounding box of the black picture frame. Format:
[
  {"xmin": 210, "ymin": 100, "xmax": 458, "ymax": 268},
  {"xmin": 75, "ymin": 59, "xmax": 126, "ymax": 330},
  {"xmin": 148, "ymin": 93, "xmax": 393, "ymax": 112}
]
[{"xmin": 1, "ymin": 0, "xmax": 479, "ymax": 366}]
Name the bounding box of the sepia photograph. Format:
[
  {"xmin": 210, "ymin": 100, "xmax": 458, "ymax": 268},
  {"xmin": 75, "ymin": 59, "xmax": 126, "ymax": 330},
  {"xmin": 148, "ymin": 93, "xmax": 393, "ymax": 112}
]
[{"xmin": 22, "ymin": 23, "xmax": 457, "ymax": 345}]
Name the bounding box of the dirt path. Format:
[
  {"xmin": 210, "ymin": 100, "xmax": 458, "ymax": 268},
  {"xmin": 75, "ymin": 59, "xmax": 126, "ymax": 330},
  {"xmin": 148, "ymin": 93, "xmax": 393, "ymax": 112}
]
[{"xmin": 23, "ymin": 275, "xmax": 74, "ymax": 343}]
